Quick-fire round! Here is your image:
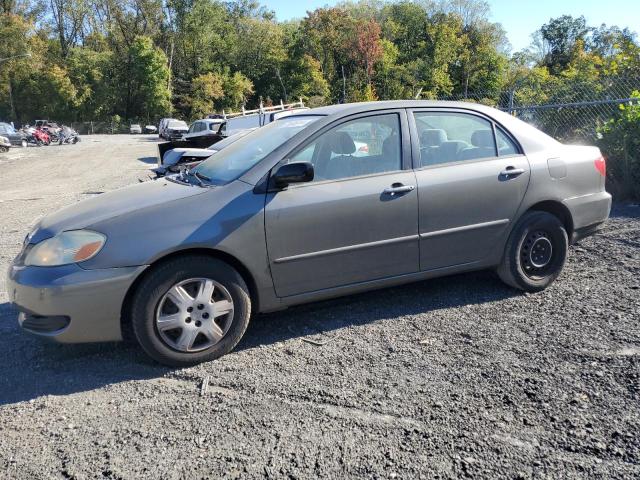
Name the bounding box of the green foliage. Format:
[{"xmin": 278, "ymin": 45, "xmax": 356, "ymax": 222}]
[
  {"xmin": 189, "ymin": 72, "xmax": 224, "ymax": 119},
  {"xmin": 598, "ymin": 93, "xmax": 640, "ymax": 199},
  {"xmin": 127, "ymin": 36, "xmax": 172, "ymax": 120},
  {"xmin": 539, "ymin": 15, "xmax": 590, "ymax": 74}
]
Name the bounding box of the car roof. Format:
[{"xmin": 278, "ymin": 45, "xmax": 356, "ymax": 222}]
[{"xmin": 306, "ymin": 100, "xmax": 504, "ymax": 116}]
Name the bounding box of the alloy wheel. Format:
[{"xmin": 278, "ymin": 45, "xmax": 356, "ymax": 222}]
[{"xmin": 155, "ymin": 277, "xmax": 234, "ymax": 353}]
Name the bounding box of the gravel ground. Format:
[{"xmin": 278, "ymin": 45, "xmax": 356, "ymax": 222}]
[{"xmin": 0, "ymin": 136, "xmax": 639, "ymax": 479}]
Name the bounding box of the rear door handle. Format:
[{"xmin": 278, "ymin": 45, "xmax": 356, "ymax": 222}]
[
  {"xmin": 383, "ymin": 183, "xmax": 415, "ymax": 196},
  {"xmin": 500, "ymin": 167, "xmax": 525, "ymax": 177}
]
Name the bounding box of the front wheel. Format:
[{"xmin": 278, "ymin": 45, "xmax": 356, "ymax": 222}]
[
  {"xmin": 130, "ymin": 256, "xmax": 251, "ymax": 367},
  {"xmin": 497, "ymin": 211, "xmax": 568, "ymax": 292}
]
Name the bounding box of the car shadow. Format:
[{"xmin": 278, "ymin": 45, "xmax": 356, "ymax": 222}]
[
  {"xmin": 137, "ymin": 156, "xmax": 158, "ymax": 164},
  {"xmin": 0, "ymin": 270, "xmax": 518, "ymax": 406},
  {"xmin": 236, "ymin": 270, "xmax": 518, "ymax": 353},
  {"xmin": 0, "ymin": 302, "xmax": 169, "ymax": 406}
]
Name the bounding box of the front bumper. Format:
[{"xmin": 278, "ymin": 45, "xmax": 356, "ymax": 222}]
[
  {"xmin": 7, "ymin": 262, "xmax": 147, "ymax": 343},
  {"xmin": 168, "ymin": 132, "xmax": 187, "ymax": 140}
]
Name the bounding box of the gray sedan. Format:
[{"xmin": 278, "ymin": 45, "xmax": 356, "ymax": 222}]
[{"xmin": 7, "ymin": 101, "xmax": 611, "ymax": 366}]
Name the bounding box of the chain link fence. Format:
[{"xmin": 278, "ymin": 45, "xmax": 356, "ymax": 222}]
[{"xmin": 438, "ymin": 76, "xmax": 640, "ymax": 143}]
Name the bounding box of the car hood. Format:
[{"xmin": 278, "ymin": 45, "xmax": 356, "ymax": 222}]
[{"xmin": 30, "ymin": 179, "xmax": 208, "ymax": 243}]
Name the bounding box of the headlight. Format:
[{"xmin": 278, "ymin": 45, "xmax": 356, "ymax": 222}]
[{"xmin": 24, "ymin": 230, "xmax": 106, "ymax": 266}]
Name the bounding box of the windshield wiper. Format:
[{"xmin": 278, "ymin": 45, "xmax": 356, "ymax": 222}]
[
  {"xmin": 193, "ymin": 171, "xmax": 211, "ymax": 183},
  {"xmin": 179, "ymin": 168, "xmax": 211, "ymax": 187}
]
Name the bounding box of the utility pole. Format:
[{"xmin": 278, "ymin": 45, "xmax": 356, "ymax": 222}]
[{"xmin": 341, "ymin": 65, "xmax": 346, "ymax": 104}]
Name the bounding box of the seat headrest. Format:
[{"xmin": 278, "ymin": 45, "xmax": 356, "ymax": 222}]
[
  {"xmin": 420, "ymin": 129, "xmax": 447, "ymax": 147},
  {"xmin": 329, "ymin": 131, "xmax": 356, "ymax": 155},
  {"xmin": 471, "ymin": 130, "xmax": 494, "ymax": 148}
]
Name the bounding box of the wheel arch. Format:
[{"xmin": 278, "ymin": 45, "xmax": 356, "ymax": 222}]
[
  {"xmin": 120, "ymin": 248, "xmax": 259, "ymax": 342},
  {"xmin": 527, "ymin": 200, "xmax": 574, "ymax": 238}
]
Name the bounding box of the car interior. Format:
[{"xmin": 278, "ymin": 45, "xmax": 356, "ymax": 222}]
[
  {"xmin": 309, "ymin": 130, "xmax": 401, "ymax": 181},
  {"xmin": 418, "ymin": 128, "xmax": 498, "ymax": 166}
]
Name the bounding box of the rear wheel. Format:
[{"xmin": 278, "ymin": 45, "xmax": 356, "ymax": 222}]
[
  {"xmin": 130, "ymin": 255, "xmax": 251, "ymax": 367},
  {"xmin": 0, "ymin": 146, "xmax": 7, "ymax": 153},
  {"xmin": 497, "ymin": 211, "xmax": 568, "ymax": 292}
]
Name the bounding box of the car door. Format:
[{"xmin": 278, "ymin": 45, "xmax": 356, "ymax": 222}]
[
  {"xmin": 409, "ymin": 109, "xmax": 530, "ymax": 271},
  {"xmin": 264, "ymin": 110, "xmax": 419, "ymax": 297}
]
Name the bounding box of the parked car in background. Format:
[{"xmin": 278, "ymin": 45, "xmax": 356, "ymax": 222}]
[
  {"xmin": 159, "ymin": 118, "xmax": 186, "ymax": 139},
  {"xmin": 130, "ymin": 124, "xmax": 142, "ymax": 134},
  {"xmin": 182, "ymin": 118, "xmax": 225, "ymax": 141},
  {"xmin": 158, "ymin": 118, "xmax": 170, "ymax": 138},
  {"xmin": 7, "ymin": 101, "xmax": 612, "ymax": 367},
  {"xmin": 145, "ymin": 125, "xmax": 157, "ymax": 134},
  {"xmin": 163, "ymin": 120, "xmax": 188, "ymax": 140},
  {"xmin": 156, "ymin": 128, "xmax": 256, "ymax": 176},
  {"xmin": 214, "ymin": 101, "xmax": 308, "ymax": 136},
  {"xmin": 156, "ymin": 118, "xmax": 224, "ymax": 160},
  {"xmin": 0, "ymin": 122, "xmax": 27, "ymax": 147},
  {"xmin": 0, "ymin": 135, "xmax": 10, "ymax": 152}
]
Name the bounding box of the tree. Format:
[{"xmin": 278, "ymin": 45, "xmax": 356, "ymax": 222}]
[
  {"xmin": 353, "ymin": 19, "xmax": 383, "ymax": 85},
  {"xmin": 221, "ymin": 71, "xmax": 254, "ymax": 111},
  {"xmin": 126, "ymin": 36, "xmax": 172, "ymax": 120},
  {"xmin": 598, "ymin": 91, "xmax": 640, "ymax": 199},
  {"xmin": 189, "ymin": 72, "xmax": 224, "ymax": 118},
  {"xmin": 539, "ymin": 15, "xmax": 590, "ymax": 74}
]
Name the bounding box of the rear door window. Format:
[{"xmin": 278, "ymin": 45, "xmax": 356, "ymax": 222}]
[
  {"xmin": 413, "ymin": 112, "xmax": 497, "ymax": 167},
  {"xmin": 496, "ymin": 128, "xmax": 519, "ymax": 156}
]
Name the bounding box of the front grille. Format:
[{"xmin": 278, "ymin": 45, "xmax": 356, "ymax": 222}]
[{"xmin": 20, "ymin": 312, "xmax": 70, "ymax": 333}]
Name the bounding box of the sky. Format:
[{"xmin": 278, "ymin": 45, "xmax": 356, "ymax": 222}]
[{"xmin": 267, "ymin": 0, "xmax": 640, "ymax": 52}]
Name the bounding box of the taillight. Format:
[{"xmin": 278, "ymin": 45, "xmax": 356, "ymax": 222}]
[{"xmin": 594, "ymin": 156, "xmax": 606, "ymax": 176}]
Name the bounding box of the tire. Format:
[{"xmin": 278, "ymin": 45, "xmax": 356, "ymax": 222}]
[
  {"xmin": 0, "ymin": 146, "xmax": 7, "ymax": 153},
  {"xmin": 130, "ymin": 255, "xmax": 251, "ymax": 367},
  {"xmin": 497, "ymin": 211, "xmax": 568, "ymax": 292}
]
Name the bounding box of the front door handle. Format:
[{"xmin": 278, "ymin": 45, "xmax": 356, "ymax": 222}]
[
  {"xmin": 383, "ymin": 183, "xmax": 415, "ymax": 196},
  {"xmin": 500, "ymin": 167, "xmax": 525, "ymax": 177}
]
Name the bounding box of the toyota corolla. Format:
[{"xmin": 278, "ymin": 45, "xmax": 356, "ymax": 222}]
[{"xmin": 7, "ymin": 101, "xmax": 611, "ymax": 366}]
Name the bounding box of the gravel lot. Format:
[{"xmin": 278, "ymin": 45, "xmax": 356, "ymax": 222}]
[{"xmin": 0, "ymin": 136, "xmax": 639, "ymax": 479}]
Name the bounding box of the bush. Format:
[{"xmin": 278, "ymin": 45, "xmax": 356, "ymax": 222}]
[{"xmin": 597, "ymin": 92, "xmax": 640, "ymax": 200}]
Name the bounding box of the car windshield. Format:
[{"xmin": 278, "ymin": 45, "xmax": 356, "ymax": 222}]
[
  {"xmin": 194, "ymin": 115, "xmax": 321, "ymax": 185},
  {"xmin": 1, "ymin": 123, "xmax": 16, "ymax": 134},
  {"xmin": 169, "ymin": 121, "xmax": 187, "ymax": 128},
  {"xmin": 206, "ymin": 129, "xmax": 255, "ymax": 151}
]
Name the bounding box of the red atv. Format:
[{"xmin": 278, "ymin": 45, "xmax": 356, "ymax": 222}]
[{"xmin": 27, "ymin": 127, "xmax": 51, "ymax": 146}]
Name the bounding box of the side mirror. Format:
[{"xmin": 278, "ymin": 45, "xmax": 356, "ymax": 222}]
[{"xmin": 272, "ymin": 162, "xmax": 314, "ymax": 188}]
